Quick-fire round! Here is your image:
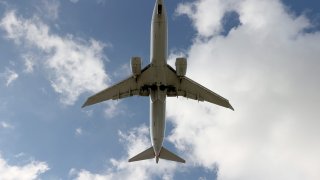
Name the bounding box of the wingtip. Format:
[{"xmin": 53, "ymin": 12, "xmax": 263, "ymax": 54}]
[
  {"xmin": 229, "ymin": 104, "xmax": 234, "ymax": 111},
  {"xmin": 81, "ymin": 101, "xmax": 89, "ymax": 108}
]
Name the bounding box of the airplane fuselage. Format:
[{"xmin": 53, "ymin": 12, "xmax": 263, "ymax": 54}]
[
  {"xmin": 82, "ymin": 0, "xmax": 233, "ymax": 164},
  {"xmin": 150, "ymin": 0, "xmax": 167, "ymax": 160}
]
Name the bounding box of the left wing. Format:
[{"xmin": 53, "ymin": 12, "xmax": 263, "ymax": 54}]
[
  {"xmin": 82, "ymin": 65, "xmax": 152, "ymax": 108},
  {"xmin": 166, "ymin": 65, "xmax": 234, "ymax": 110}
]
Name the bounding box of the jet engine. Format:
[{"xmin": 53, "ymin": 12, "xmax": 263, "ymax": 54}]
[
  {"xmin": 175, "ymin": 58, "xmax": 187, "ymax": 77},
  {"xmin": 131, "ymin": 57, "xmax": 142, "ymax": 78}
]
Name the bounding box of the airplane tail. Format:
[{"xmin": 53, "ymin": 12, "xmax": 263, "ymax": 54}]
[
  {"xmin": 128, "ymin": 146, "xmax": 185, "ymax": 163},
  {"xmin": 159, "ymin": 147, "xmax": 185, "ymax": 163}
]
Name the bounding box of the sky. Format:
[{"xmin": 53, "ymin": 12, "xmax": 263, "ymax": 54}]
[{"xmin": 0, "ymin": 0, "xmax": 320, "ymax": 179}]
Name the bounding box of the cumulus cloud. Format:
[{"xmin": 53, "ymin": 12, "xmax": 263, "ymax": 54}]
[
  {"xmin": 1, "ymin": 68, "xmax": 19, "ymax": 87},
  {"xmin": 176, "ymin": 0, "xmax": 239, "ymax": 37},
  {"xmin": 71, "ymin": 125, "xmax": 179, "ymax": 180},
  {"xmin": 0, "ymin": 154, "xmax": 49, "ymax": 180},
  {"xmin": 167, "ymin": 0, "xmax": 320, "ymax": 180},
  {"xmin": 0, "ymin": 11, "xmax": 110, "ymax": 105}
]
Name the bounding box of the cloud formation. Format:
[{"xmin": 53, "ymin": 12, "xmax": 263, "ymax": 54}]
[
  {"xmin": 0, "ymin": 121, "xmax": 13, "ymax": 129},
  {"xmin": 0, "ymin": 154, "xmax": 49, "ymax": 180},
  {"xmin": 0, "ymin": 11, "xmax": 110, "ymax": 105},
  {"xmin": 75, "ymin": 128, "xmax": 83, "ymax": 136},
  {"xmin": 167, "ymin": 0, "xmax": 320, "ymax": 180},
  {"xmin": 1, "ymin": 68, "xmax": 19, "ymax": 87},
  {"xmin": 36, "ymin": 0, "xmax": 60, "ymax": 20}
]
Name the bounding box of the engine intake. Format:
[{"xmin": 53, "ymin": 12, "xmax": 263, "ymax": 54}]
[
  {"xmin": 131, "ymin": 57, "xmax": 142, "ymax": 77},
  {"xmin": 175, "ymin": 58, "xmax": 187, "ymax": 77}
]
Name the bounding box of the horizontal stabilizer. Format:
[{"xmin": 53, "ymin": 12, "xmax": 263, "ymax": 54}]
[
  {"xmin": 128, "ymin": 147, "xmax": 155, "ymax": 162},
  {"xmin": 159, "ymin": 147, "xmax": 185, "ymax": 163},
  {"xmin": 128, "ymin": 146, "xmax": 185, "ymax": 163}
]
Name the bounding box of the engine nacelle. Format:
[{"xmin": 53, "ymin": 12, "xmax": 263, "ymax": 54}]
[
  {"xmin": 175, "ymin": 57, "xmax": 187, "ymax": 77},
  {"xmin": 131, "ymin": 57, "xmax": 142, "ymax": 77}
]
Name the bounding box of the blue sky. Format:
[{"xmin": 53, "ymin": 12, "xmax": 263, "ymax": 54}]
[{"xmin": 0, "ymin": 0, "xmax": 320, "ymax": 179}]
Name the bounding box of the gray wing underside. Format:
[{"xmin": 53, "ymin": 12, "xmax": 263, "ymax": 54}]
[
  {"xmin": 82, "ymin": 64, "xmax": 233, "ymax": 110},
  {"xmin": 82, "ymin": 65, "xmax": 152, "ymax": 108},
  {"xmin": 165, "ymin": 65, "xmax": 234, "ymax": 110}
]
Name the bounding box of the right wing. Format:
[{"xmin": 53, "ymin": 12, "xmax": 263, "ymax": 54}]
[
  {"xmin": 166, "ymin": 65, "xmax": 234, "ymax": 110},
  {"xmin": 82, "ymin": 65, "xmax": 152, "ymax": 108}
]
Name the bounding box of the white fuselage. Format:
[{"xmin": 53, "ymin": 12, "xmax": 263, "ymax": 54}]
[
  {"xmin": 82, "ymin": 0, "xmax": 232, "ymax": 164},
  {"xmin": 150, "ymin": 0, "xmax": 167, "ymax": 157}
]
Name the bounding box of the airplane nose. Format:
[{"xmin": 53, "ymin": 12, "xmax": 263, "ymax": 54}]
[
  {"xmin": 157, "ymin": 4, "xmax": 162, "ymax": 15},
  {"xmin": 153, "ymin": 0, "xmax": 165, "ymax": 17}
]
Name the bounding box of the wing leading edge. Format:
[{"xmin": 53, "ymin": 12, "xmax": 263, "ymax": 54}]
[
  {"xmin": 82, "ymin": 64, "xmax": 233, "ymax": 110},
  {"xmin": 82, "ymin": 65, "xmax": 152, "ymax": 108},
  {"xmin": 166, "ymin": 65, "xmax": 234, "ymax": 110}
]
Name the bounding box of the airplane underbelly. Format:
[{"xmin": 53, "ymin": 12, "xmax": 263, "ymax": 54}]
[
  {"xmin": 150, "ymin": 98, "xmax": 166, "ymax": 154},
  {"xmin": 150, "ymin": 19, "xmax": 167, "ymax": 64}
]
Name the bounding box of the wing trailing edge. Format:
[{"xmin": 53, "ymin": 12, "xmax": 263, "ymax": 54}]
[{"xmin": 166, "ymin": 65, "xmax": 234, "ymax": 111}]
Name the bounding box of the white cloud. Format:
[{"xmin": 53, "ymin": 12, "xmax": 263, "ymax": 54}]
[
  {"xmin": 75, "ymin": 128, "xmax": 83, "ymax": 136},
  {"xmin": 112, "ymin": 63, "xmax": 131, "ymax": 80},
  {"xmin": 167, "ymin": 0, "xmax": 320, "ymax": 180},
  {"xmin": 176, "ymin": 0, "xmax": 238, "ymax": 37},
  {"xmin": 72, "ymin": 125, "xmax": 179, "ymax": 180},
  {"xmin": 0, "ymin": 121, "xmax": 13, "ymax": 129},
  {"xmin": 36, "ymin": 0, "xmax": 60, "ymax": 20},
  {"xmin": 22, "ymin": 53, "xmax": 36, "ymax": 73},
  {"xmin": 0, "ymin": 154, "xmax": 49, "ymax": 180},
  {"xmin": 0, "ymin": 11, "xmax": 110, "ymax": 105},
  {"xmin": 104, "ymin": 101, "xmax": 129, "ymax": 119},
  {"xmin": 1, "ymin": 68, "xmax": 19, "ymax": 87}
]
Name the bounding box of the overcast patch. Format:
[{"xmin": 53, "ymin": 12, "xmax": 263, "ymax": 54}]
[
  {"xmin": 168, "ymin": 0, "xmax": 320, "ymax": 180},
  {"xmin": 0, "ymin": 11, "xmax": 110, "ymax": 105}
]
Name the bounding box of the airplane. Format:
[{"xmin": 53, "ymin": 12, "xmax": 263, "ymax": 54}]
[{"xmin": 82, "ymin": 0, "xmax": 234, "ymax": 164}]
